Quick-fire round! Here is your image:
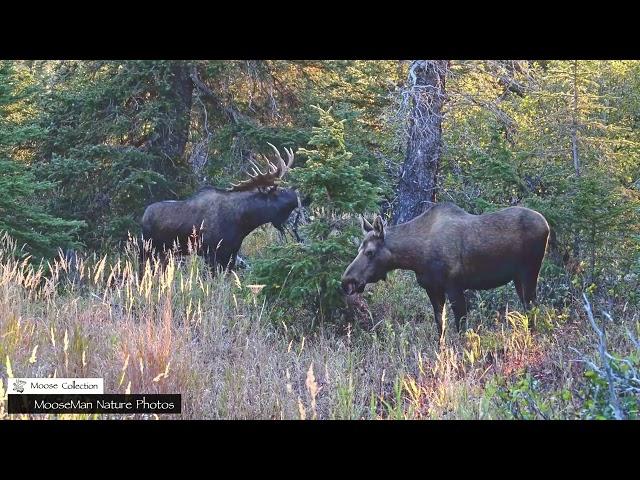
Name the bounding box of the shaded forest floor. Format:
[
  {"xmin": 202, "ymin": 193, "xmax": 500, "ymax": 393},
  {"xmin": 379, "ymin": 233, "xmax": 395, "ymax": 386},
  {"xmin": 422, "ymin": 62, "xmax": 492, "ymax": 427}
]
[{"xmin": 1, "ymin": 231, "xmax": 638, "ymax": 420}]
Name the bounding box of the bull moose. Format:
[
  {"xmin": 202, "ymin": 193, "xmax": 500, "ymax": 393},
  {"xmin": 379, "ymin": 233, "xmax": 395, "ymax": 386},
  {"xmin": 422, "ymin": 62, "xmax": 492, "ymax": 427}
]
[
  {"xmin": 140, "ymin": 143, "xmax": 299, "ymax": 273},
  {"xmin": 341, "ymin": 203, "xmax": 550, "ymax": 337}
]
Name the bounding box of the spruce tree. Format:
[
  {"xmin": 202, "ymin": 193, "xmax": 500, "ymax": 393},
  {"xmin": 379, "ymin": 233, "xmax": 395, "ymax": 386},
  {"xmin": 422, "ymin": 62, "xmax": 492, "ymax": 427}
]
[
  {"xmin": 250, "ymin": 106, "xmax": 381, "ymax": 324},
  {"xmin": 0, "ymin": 61, "xmax": 84, "ymax": 258},
  {"xmin": 34, "ymin": 61, "xmax": 196, "ymax": 248}
]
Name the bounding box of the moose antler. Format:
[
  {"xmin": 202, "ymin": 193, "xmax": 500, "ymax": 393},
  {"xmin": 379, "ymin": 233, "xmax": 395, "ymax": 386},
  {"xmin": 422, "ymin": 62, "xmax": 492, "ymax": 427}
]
[{"xmin": 228, "ymin": 143, "xmax": 295, "ymax": 192}]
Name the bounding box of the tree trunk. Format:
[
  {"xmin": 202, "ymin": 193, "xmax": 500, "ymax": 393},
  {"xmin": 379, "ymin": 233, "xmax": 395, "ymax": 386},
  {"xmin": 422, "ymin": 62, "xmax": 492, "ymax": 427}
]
[
  {"xmin": 393, "ymin": 60, "xmax": 449, "ymax": 225},
  {"xmin": 149, "ymin": 61, "xmax": 194, "ymax": 163}
]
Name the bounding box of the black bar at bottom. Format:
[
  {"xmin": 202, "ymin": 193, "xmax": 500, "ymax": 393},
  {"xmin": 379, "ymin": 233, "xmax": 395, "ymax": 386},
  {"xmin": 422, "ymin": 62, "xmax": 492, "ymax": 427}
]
[{"xmin": 8, "ymin": 394, "xmax": 181, "ymax": 414}]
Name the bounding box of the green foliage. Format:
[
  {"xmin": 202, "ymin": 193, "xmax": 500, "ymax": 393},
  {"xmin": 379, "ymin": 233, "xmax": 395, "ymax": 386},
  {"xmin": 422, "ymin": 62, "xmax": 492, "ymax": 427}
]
[
  {"xmin": 443, "ymin": 60, "xmax": 640, "ymax": 297},
  {"xmin": 0, "ymin": 159, "xmax": 85, "ymax": 258},
  {"xmin": 1, "ymin": 58, "xmax": 639, "ymax": 314},
  {"xmin": 33, "ymin": 61, "xmax": 196, "ymax": 249},
  {"xmin": 38, "ymin": 148, "xmax": 178, "ymax": 246},
  {"xmin": 486, "ymin": 373, "xmax": 556, "ymax": 420},
  {"xmin": 581, "ymin": 351, "xmax": 640, "ymax": 420},
  {"xmin": 485, "ymin": 330, "xmax": 640, "ymax": 420},
  {"xmin": 250, "ymin": 106, "xmax": 381, "ymax": 324},
  {"xmin": 0, "ymin": 61, "xmax": 84, "ymax": 259},
  {"xmin": 291, "ymin": 105, "xmax": 382, "ymax": 212}
]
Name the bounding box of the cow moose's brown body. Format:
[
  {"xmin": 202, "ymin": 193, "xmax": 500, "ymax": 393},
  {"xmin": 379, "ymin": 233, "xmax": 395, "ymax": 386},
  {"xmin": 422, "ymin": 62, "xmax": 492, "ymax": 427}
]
[
  {"xmin": 341, "ymin": 203, "xmax": 550, "ymax": 337},
  {"xmin": 140, "ymin": 144, "xmax": 299, "ymax": 274}
]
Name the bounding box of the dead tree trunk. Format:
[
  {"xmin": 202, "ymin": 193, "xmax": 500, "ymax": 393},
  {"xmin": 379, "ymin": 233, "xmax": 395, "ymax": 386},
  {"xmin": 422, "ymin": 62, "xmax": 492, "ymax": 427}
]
[{"xmin": 393, "ymin": 60, "xmax": 449, "ymax": 225}]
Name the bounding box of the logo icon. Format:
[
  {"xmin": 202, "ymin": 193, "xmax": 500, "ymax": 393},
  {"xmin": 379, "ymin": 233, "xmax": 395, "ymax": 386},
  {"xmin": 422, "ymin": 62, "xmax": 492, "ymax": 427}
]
[{"xmin": 12, "ymin": 379, "xmax": 27, "ymax": 393}]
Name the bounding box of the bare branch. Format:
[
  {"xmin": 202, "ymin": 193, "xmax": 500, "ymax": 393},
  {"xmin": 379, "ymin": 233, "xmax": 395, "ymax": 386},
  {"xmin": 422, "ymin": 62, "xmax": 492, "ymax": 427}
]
[
  {"xmin": 189, "ymin": 65, "xmax": 249, "ymax": 125},
  {"xmin": 582, "ymin": 293, "xmax": 625, "ymax": 420}
]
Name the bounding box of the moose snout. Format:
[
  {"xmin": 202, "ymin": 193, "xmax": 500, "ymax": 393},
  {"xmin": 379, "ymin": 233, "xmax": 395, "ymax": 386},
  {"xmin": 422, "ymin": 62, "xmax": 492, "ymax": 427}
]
[{"xmin": 341, "ymin": 276, "xmax": 365, "ymax": 295}]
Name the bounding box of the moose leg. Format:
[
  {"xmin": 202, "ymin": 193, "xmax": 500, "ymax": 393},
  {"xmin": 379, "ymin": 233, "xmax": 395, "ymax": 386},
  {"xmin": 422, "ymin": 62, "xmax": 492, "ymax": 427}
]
[
  {"xmin": 425, "ymin": 287, "xmax": 446, "ymax": 341},
  {"xmin": 204, "ymin": 248, "xmax": 235, "ymax": 276},
  {"xmin": 519, "ymin": 244, "xmax": 546, "ymax": 309},
  {"xmin": 515, "ymin": 267, "xmax": 541, "ymax": 312},
  {"xmin": 216, "ymin": 250, "xmax": 235, "ymax": 274},
  {"xmin": 514, "ymin": 276, "xmax": 527, "ymax": 310},
  {"xmin": 203, "ymin": 250, "xmax": 219, "ymax": 276},
  {"xmin": 464, "ymin": 290, "xmax": 476, "ymax": 313},
  {"xmin": 138, "ymin": 241, "xmax": 147, "ymax": 281},
  {"xmin": 158, "ymin": 249, "xmax": 170, "ymax": 275},
  {"xmin": 446, "ymin": 287, "xmax": 468, "ymax": 333},
  {"xmin": 225, "ymin": 251, "xmax": 238, "ymax": 271},
  {"xmin": 521, "ymin": 267, "xmax": 542, "ymax": 307}
]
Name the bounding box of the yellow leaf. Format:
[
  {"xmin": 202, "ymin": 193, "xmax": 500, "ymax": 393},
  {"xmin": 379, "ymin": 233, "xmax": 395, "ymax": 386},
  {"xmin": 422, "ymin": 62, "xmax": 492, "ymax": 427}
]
[
  {"xmin": 231, "ymin": 270, "xmax": 242, "ymax": 289},
  {"xmin": 121, "ymin": 354, "xmax": 130, "ymax": 372},
  {"xmin": 119, "ymin": 354, "xmax": 129, "ymax": 387},
  {"xmin": 29, "ymin": 345, "xmax": 39, "ymax": 364},
  {"xmin": 153, "ymin": 361, "xmax": 171, "ymax": 382},
  {"xmin": 298, "ymin": 397, "xmax": 306, "ymax": 420},
  {"xmin": 5, "ymin": 356, "xmax": 13, "ymax": 378},
  {"xmin": 93, "ymin": 254, "xmax": 107, "ymax": 284},
  {"xmin": 246, "ymin": 284, "xmax": 266, "ymax": 296}
]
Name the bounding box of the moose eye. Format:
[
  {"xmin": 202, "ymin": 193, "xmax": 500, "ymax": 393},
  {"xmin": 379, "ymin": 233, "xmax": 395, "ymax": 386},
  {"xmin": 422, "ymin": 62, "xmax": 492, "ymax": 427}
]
[{"xmin": 365, "ymin": 250, "xmax": 375, "ymax": 259}]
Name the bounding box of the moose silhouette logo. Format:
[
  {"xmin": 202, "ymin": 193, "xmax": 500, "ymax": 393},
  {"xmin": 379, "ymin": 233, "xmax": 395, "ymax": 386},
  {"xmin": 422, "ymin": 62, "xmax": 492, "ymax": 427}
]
[{"xmin": 12, "ymin": 379, "xmax": 27, "ymax": 393}]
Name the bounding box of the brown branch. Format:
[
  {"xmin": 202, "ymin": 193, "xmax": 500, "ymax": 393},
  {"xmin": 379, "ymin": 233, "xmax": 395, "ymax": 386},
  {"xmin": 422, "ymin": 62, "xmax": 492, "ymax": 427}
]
[{"xmin": 189, "ymin": 66, "xmax": 250, "ymax": 125}]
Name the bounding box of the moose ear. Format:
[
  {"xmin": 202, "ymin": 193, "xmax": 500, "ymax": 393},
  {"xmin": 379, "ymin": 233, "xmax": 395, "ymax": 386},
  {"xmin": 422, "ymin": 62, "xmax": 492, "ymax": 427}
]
[
  {"xmin": 361, "ymin": 215, "xmax": 374, "ymax": 234},
  {"xmin": 372, "ymin": 215, "xmax": 385, "ymax": 239}
]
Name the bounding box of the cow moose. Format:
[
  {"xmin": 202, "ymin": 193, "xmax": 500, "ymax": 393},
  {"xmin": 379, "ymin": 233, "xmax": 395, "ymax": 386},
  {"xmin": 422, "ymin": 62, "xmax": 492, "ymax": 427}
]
[
  {"xmin": 140, "ymin": 143, "xmax": 299, "ymax": 274},
  {"xmin": 341, "ymin": 203, "xmax": 550, "ymax": 337}
]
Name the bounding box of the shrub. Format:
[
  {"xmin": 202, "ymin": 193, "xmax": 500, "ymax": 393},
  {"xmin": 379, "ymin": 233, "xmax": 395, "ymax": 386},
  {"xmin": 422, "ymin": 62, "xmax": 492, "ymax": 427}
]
[{"xmin": 250, "ymin": 106, "xmax": 381, "ymax": 325}]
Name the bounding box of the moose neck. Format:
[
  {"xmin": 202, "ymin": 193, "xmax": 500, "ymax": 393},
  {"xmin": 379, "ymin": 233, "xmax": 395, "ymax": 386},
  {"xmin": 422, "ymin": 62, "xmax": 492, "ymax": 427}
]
[
  {"xmin": 384, "ymin": 222, "xmax": 430, "ymax": 273},
  {"xmin": 236, "ymin": 191, "xmax": 295, "ymax": 236}
]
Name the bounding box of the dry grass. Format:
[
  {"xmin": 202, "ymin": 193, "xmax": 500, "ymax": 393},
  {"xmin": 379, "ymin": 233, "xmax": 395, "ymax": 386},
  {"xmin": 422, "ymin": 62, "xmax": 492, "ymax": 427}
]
[{"xmin": 0, "ymin": 232, "xmax": 637, "ymax": 420}]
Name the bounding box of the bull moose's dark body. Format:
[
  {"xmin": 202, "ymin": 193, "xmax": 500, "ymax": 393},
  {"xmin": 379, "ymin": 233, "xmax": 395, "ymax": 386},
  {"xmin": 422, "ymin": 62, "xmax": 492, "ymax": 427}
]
[
  {"xmin": 141, "ymin": 187, "xmax": 299, "ymax": 272},
  {"xmin": 341, "ymin": 203, "xmax": 550, "ymax": 337},
  {"xmin": 141, "ymin": 144, "xmax": 299, "ymax": 274}
]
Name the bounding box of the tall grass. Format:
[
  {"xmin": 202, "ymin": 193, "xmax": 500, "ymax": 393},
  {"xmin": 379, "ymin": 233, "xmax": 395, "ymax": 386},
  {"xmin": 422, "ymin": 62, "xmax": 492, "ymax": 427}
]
[{"xmin": 0, "ymin": 232, "xmax": 637, "ymax": 419}]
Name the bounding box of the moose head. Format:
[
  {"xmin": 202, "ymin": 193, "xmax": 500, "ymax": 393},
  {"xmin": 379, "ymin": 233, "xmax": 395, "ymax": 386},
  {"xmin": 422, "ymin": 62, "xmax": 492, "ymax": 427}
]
[
  {"xmin": 227, "ymin": 142, "xmax": 300, "ymax": 232},
  {"xmin": 341, "ymin": 215, "xmax": 392, "ymax": 295}
]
